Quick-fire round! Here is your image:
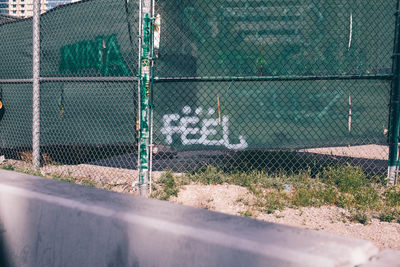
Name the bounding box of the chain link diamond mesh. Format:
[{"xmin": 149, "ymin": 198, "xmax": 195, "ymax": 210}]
[
  {"xmin": 0, "ymin": 0, "xmax": 397, "ymax": 192},
  {"xmin": 151, "ymin": 0, "xmax": 395, "ymax": 176}
]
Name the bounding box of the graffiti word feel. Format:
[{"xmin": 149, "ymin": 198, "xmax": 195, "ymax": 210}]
[
  {"xmin": 161, "ymin": 106, "xmax": 248, "ymax": 150},
  {"xmin": 59, "ymin": 34, "xmax": 131, "ymax": 76}
]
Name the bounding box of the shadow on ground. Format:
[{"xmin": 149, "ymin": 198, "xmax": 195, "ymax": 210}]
[{"xmin": 0, "ymin": 145, "xmax": 387, "ymax": 176}]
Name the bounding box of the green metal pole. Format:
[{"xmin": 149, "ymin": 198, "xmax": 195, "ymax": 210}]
[
  {"xmin": 137, "ymin": 0, "xmax": 154, "ymax": 196},
  {"xmin": 388, "ymin": 0, "xmax": 400, "ymax": 185}
]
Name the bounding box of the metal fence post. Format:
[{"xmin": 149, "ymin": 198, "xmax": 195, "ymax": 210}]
[
  {"xmin": 388, "ymin": 0, "xmax": 400, "ymax": 185},
  {"xmin": 137, "ymin": 0, "xmax": 154, "ymax": 196},
  {"xmin": 32, "ymin": 0, "xmax": 41, "ymax": 170}
]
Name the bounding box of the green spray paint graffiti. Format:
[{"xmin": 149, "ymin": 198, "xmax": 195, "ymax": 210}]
[{"xmin": 59, "ymin": 34, "xmax": 131, "ymax": 76}]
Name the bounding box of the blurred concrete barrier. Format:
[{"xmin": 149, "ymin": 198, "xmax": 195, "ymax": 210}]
[{"xmin": 0, "ymin": 169, "xmax": 394, "ymax": 267}]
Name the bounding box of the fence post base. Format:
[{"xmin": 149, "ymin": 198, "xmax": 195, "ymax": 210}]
[
  {"xmin": 139, "ymin": 183, "xmax": 148, "ymax": 196},
  {"xmin": 387, "ymin": 166, "xmax": 397, "ymax": 185}
]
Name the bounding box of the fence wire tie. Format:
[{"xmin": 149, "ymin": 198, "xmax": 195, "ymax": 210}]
[{"xmin": 348, "ymin": 11, "xmax": 353, "ymax": 50}]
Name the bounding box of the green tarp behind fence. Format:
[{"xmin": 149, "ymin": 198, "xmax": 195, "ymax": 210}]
[
  {"xmin": 153, "ymin": 0, "xmax": 394, "ymax": 150},
  {"xmin": 0, "ymin": 0, "xmax": 395, "ymax": 151},
  {"xmin": 0, "ymin": 0, "xmax": 137, "ymax": 147}
]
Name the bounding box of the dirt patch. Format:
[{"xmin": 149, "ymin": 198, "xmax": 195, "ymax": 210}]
[
  {"xmin": 1, "ymin": 156, "xmax": 399, "ymax": 250},
  {"xmin": 299, "ymin": 144, "xmax": 388, "ymax": 160},
  {"xmin": 259, "ymin": 206, "xmax": 400, "ymax": 250},
  {"xmin": 173, "ymin": 183, "xmax": 400, "ymax": 250},
  {"xmin": 0, "ymin": 159, "xmax": 169, "ymax": 195},
  {"xmin": 171, "ymin": 184, "xmax": 252, "ymax": 214}
]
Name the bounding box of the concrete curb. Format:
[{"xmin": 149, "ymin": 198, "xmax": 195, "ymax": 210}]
[
  {"xmin": 0, "ymin": 169, "xmax": 391, "ymax": 266},
  {"xmin": 357, "ymin": 249, "xmax": 400, "ymax": 267}
]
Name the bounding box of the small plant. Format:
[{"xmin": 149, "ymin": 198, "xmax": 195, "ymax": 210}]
[
  {"xmin": 2, "ymin": 164, "xmax": 14, "ymax": 170},
  {"xmin": 157, "ymin": 164, "xmax": 399, "ymax": 226},
  {"xmin": 151, "ymin": 170, "xmax": 179, "ymax": 201},
  {"xmin": 105, "ymin": 184, "xmax": 113, "ymax": 190},
  {"xmin": 292, "ymin": 187, "xmax": 318, "ymax": 207},
  {"xmin": 59, "ymin": 178, "xmax": 74, "ymax": 183},
  {"xmin": 379, "ymin": 210, "xmax": 396, "ymax": 223},
  {"xmin": 353, "ymin": 187, "xmax": 380, "ymax": 209},
  {"xmin": 349, "ymin": 210, "xmax": 370, "ymax": 225},
  {"xmin": 236, "ymin": 197, "xmax": 250, "ymax": 206},
  {"xmin": 186, "ymin": 166, "xmax": 228, "ymax": 185},
  {"xmin": 81, "ymin": 179, "xmax": 96, "ymax": 187},
  {"xmin": 46, "ymin": 172, "xmax": 77, "ymax": 184},
  {"xmin": 199, "ymin": 198, "xmax": 214, "ymax": 210},
  {"xmin": 51, "ymin": 174, "xmax": 74, "ymax": 183},
  {"xmin": 337, "ymin": 193, "xmax": 356, "ymax": 208},
  {"xmin": 151, "ymin": 183, "xmax": 157, "ymax": 192},
  {"xmin": 320, "ymin": 185, "xmax": 338, "ymax": 205},
  {"xmin": 322, "ymin": 164, "xmax": 367, "ymax": 194},
  {"xmin": 384, "ymin": 187, "xmax": 400, "ymax": 207},
  {"xmin": 236, "ymin": 197, "xmax": 244, "ymax": 203},
  {"xmin": 239, "ymin": 209, "xmax": 253, "ymax": 217},
  {"xmin": 255, "ymin": 189, "xmax": 288, "ymax": 213},
  {"xmin": 370, "ymin": 174, "xmax": 387, "ymax": 186}
]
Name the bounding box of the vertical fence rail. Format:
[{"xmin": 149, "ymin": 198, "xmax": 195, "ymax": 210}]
[
  {"xmin": 137, "ymin": 0, "xmax": 154, "ymax": 196},
  {"xmin": 32, "ymin": 0, "xmax": 41, "ymax": 170}
]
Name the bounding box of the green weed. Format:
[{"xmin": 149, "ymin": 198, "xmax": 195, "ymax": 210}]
[
  {"xmin": 186, "ymin": 166, "xmax": 229, "ymax": 185},
  {"xmin": 254, "ymin": 189, "xmax": 288, "ymax": 213},
  {"xmin": 349, "ymin": 210, "xmax": 370, "ymax": 225},
  {"xmin": 322, "ymin": 164, "xmax": 367, "ymax": 194},
  {"xmin": 151, "ymin": 171, "xmax": 179, "ymax": 201},
  {"xmin": 1, "ymin": 164, "xmax": 14, "ymax": 171},
  {"xmin": 239, "ymin": 209, "xmax": 253, "ymax": 217},
  {"xmin": 379, "ymin": 209, "xmax": 397, "ymax": 223},
  {"xmin": 292, "ymin": 186, "xmax": 323, "ymax": 207},
  {"xmin": 384, "ymin": 187, "xmax": 400, "ymax": 207},
  {"xmin": 51, "ymin": 174, "xmax": 74, "ymax": 183},
  {"xmin": 148, "ymin": 164, "xmax": 399, "ymax": 223},
  {"xmin": 81, "ymin": 179, "xmax": 96, "ymax": 187}
]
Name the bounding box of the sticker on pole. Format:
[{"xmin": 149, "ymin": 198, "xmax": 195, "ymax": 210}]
[{"xmin": 154, "ymin": 14, "xmax": 161, "ymax": 58}]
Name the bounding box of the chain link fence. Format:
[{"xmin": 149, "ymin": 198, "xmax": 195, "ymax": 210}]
[
  {"xmin": 152, "ymin": 0, "xmax": 395, "ymax": 177},
  {"xmin": 0, "ymin": 0, "xmax": 398, "ymax": 191}
]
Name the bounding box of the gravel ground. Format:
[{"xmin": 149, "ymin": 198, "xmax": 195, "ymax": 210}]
[
  {"xmin": 1, "ymin": 144, "xmax": 398, "ymax": 251},
  {"xmin": 171, "ymin": 184, "xmax": 400, "ymax": 250}
]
